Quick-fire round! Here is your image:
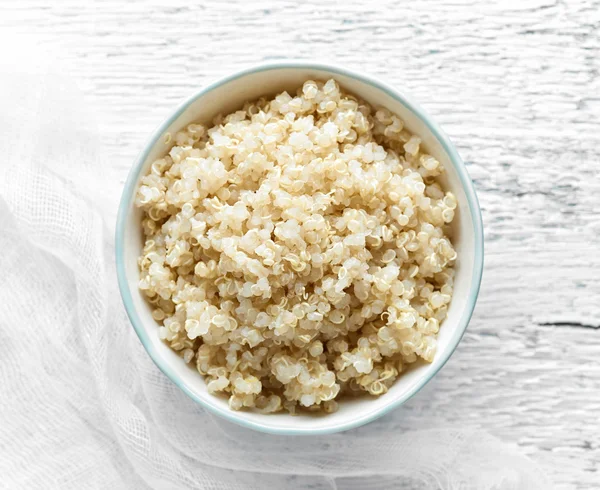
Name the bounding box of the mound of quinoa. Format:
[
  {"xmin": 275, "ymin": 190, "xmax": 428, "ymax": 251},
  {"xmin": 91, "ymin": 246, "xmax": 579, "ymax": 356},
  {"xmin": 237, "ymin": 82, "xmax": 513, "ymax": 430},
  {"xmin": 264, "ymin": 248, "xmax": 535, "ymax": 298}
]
[{"xmin": 135, "ymin": 79, "xmax": 457, "ymax": 414}]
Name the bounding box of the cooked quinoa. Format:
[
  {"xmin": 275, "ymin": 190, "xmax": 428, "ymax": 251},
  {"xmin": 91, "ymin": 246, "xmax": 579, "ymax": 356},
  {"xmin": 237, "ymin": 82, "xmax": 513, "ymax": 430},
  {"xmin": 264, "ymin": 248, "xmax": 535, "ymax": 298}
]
[{"xmin": 135, "ymin": 79, "xmax": 457, "ymax": 414}]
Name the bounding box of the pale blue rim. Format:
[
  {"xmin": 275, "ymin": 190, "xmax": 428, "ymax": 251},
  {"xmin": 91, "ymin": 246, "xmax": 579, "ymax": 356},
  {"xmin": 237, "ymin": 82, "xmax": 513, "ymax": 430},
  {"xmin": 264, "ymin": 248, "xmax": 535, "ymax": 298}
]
[{"xmin": 115, "ymin": 61, "xmax": 484, "ymax": 436}]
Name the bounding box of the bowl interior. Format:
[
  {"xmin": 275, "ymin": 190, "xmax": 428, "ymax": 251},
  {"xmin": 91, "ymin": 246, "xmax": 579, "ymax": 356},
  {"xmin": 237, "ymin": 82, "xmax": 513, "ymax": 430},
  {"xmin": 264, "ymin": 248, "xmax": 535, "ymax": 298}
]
[{"xmin": 117, "ymin": 65, "xmax": 482, "ymax": 434}]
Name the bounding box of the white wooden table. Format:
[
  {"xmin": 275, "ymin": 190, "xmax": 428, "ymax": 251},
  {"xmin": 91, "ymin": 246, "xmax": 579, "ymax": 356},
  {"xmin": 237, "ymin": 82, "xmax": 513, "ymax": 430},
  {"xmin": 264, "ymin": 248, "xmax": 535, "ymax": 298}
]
[{"xmin": 3, "ymin": 1, "xmax": 598, "ymax": 488}]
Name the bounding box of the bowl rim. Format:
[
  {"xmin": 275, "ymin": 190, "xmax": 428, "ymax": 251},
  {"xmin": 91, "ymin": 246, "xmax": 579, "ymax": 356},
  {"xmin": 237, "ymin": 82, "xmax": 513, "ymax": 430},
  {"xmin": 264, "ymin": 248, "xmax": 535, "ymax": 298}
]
[{"xmin": 115, "ymin": 60, "xmax": 484, "ymax": 435}]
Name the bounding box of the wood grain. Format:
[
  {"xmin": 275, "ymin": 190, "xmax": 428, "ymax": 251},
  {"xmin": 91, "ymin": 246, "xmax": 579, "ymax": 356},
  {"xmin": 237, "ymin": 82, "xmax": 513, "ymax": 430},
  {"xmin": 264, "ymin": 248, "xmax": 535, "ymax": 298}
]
[{"xmin": 2, "ymin": 1, "xmax": 599, "ymax": 488}]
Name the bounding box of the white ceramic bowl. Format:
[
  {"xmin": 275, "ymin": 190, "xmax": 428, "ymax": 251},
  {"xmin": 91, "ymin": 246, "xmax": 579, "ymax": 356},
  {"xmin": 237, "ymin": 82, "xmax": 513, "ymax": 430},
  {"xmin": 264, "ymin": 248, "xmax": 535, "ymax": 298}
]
[{"xmin": 116, "ymin": 62, "xmax": 484, "ymax": 435}]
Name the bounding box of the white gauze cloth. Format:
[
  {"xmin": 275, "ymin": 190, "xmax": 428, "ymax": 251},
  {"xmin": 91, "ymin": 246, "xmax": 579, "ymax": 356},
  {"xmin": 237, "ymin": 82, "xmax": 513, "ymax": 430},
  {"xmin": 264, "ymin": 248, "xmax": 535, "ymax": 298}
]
[{"xmin": 0, "ymin": 45, "xmax": 553, "ymax": 490}]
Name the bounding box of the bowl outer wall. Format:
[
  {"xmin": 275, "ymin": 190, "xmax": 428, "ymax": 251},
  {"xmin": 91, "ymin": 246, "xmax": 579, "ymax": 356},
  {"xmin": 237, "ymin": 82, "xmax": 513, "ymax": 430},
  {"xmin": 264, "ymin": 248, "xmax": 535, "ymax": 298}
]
[{"xmin": 115, "ymin": 61, "xmax": 484, "ymax": 435}]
